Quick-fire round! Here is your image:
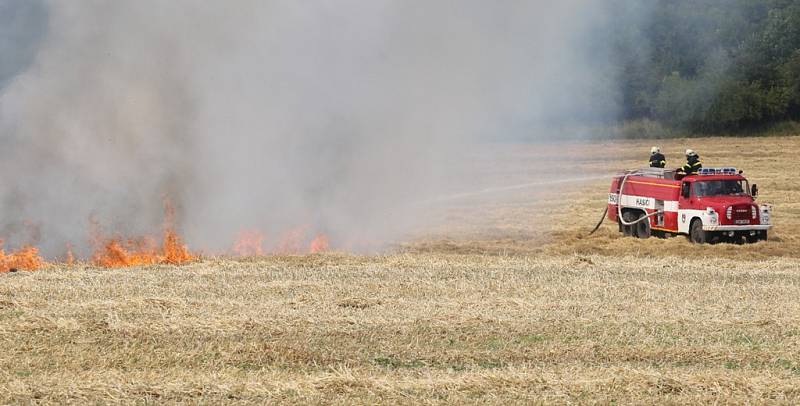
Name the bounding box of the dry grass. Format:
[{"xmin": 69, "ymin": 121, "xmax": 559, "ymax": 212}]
[
  {"xmin": 2, "ymin": 255, "xmax": 800, "ymax": 403},
  {"xmin": 2, "ymin": 136, "xmax": 800, "ymax": 403}
]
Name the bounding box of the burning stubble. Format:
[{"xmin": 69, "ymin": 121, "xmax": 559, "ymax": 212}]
[{"xmin": 0, "ymin": 1, "xmax": 620, "ymax": 263}]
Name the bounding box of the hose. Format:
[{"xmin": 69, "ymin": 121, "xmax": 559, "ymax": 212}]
[{"xmin": 588, "ymin": 206, "xmax": 608, "ymax": 235}]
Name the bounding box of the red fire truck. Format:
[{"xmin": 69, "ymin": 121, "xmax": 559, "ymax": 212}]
[{"xmin": 608, "ymin": 167, "xmax": 772, "ymax": 243}]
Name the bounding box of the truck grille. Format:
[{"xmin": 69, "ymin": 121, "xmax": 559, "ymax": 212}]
[{"xmin": 731, "ymin": 204, "xmax": 752, "ymax": 222}]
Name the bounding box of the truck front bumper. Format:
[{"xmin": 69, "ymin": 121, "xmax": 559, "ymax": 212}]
[{"xmin": 703, "ymin": 224, "xmax": 772, "ymax": 232}]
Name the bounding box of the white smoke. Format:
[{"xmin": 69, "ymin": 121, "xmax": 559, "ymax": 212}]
[{"xmin": 0, "ymin": 0, "xmax": 618, "ymax": 256}]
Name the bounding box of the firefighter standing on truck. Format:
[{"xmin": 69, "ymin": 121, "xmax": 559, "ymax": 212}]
[
  {"xmin": 680, "ymin": 149, "xmax": 702, "ymax": 175},
  {"xmin": 649, "ymin": 146, "xmax": 666, "ymax": 168}
]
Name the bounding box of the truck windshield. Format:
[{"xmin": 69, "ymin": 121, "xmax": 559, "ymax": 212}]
[{"xmin": 694, "ymin": 180, "xmax": 749, "ymax": 197}]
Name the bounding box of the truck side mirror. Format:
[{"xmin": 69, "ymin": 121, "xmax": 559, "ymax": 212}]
[
  {"xmin": 681, "ymin": 182, "xmax": 690, "ymax": 198},
  {"xmin": 751, "ymin": 184, "xmax": 758, "ymax": 198}
]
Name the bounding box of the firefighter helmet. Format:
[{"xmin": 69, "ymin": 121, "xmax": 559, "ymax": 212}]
[
  {"xmin": 685, "ymin": 149, "xmax": 697, "ymax": 157},
  {"xmin": 651, "ymin": 146, "xmax": 660, "ymax": 154}
]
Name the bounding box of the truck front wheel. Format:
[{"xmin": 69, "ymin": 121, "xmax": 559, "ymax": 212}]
[
  {"xmin": 689, "ymin": 219, "xmax": 708, "ymax": 244},
  {"xmin": 746, "ymin": 230, "xmax": 768, "ymax": 243}
]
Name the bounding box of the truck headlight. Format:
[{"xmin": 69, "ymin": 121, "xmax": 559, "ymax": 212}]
[
  {"xmin": 706, "ymin": 207, "xmax": 718, "ymax": 224},
  {"xmin": 760, "ymin": 205, "xmax": 771, "ymax": 224}
]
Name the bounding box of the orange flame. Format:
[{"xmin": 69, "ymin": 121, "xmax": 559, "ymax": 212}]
[
  {"xmin": 309, "ymin": 234, "xmax": 330, "ymax": 253},
  {"xmin": 275, "ymin": 226, "xmax": 307, "ymax": 254},
  {"xmin": 233, "ymin": 230, "xmax": 264, "ymax": 256},
  {"xmin": 274, "ymin": 226, "xmax": 332, "ymax": 254},
  {"xmin": 162, "ymin": 229, "xmax": 193, "ymax": 264},
  {"xmin": 92, "ymin": 232, "xmax": 195, "ymax": 268},
  {"xmin": 65, "ymin": 243, "xmax": 75, "ymax": 266},
  {"xmin": 91, "ymin": 200, "xmax": 196, "ymax": 268},
  {"xmin": 0, "ymin": 240, "xmax": 44, "ymax": 273},
  {"xmin": 161, "ymin": 200, "xmax": 194, "ymax": 264}
]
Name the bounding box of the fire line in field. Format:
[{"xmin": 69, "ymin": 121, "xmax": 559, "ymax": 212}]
[{"xmin": 0, "ymin": 200, "xmax": 334, "ymax": 272}]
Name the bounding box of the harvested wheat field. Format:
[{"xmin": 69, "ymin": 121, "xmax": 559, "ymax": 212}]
[{"xmin": 2, "ymin": 136, "xmax": 800, "ymax": 404}]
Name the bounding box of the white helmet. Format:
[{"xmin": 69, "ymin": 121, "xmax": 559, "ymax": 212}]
[
  {"xmin": 650, "ymin": 146, "xmax": 660, "ymax": 154},
  {"xmin": 685, "ymin": 149, "xmax": 697, "ymax": 157}
]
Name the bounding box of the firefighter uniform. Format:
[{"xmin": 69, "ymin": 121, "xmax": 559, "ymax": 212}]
[
  {"xmin": 649, "ymin": 152, "xmax": 666, "ymax": 168},
  {"xmin": 681, "ymin": 151, "xmax": 702, "ymax": 175}
]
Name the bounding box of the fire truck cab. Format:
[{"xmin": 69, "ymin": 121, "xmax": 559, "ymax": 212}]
[{"xmin": 608, "ymin": 167, "xmax": 772, "ymax": 243}]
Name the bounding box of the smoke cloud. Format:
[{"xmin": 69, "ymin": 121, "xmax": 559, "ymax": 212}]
[{"xmin": 0, "ymin": 1, "xmax": 619, "ymax": 256}]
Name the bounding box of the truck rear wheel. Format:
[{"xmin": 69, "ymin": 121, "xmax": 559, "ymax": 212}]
[
  {"xmin": 634, "ymin": 213, "xmax": 651, "ymax": 239},
  {"xmin": 689, "ymin": 219, "xmax": 708, "ymax": 244},
  {"xmin": 621, "ymin": 212, "xmax": 637, "ymax": 237}
]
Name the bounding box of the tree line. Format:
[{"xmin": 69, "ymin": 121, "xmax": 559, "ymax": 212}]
[{"xmin": 611, "ymin": 0, "xmax": 800, "ymax": 134}]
